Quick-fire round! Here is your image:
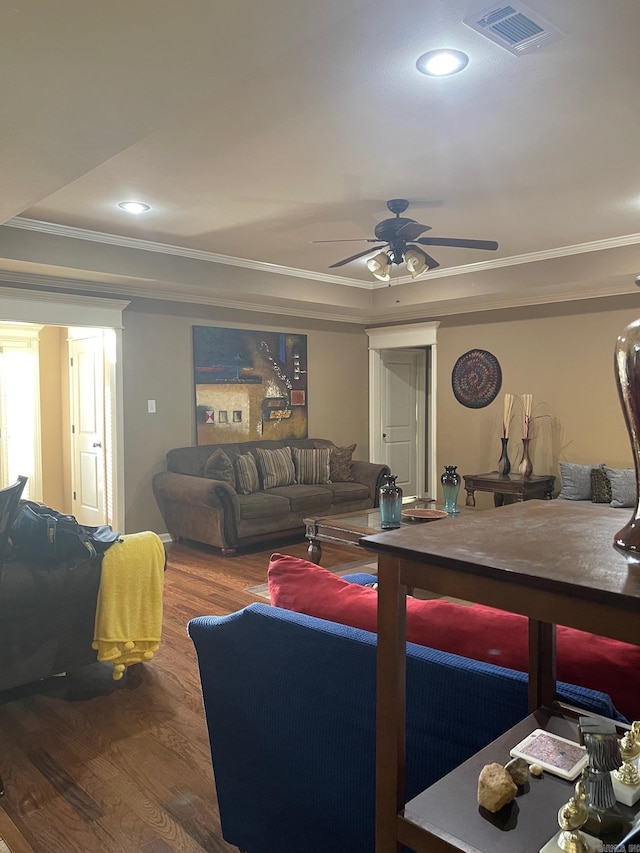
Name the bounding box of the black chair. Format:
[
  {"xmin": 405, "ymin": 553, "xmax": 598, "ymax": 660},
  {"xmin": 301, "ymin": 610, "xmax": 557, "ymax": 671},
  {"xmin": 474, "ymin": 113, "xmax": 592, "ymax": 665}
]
[
  {"xmin": 0, "ymin": 475, "xmax": 27, "ymax": 564},
  {"xmin": 0, "ymin": 474, "xmax": 28, "ymax": 795}
]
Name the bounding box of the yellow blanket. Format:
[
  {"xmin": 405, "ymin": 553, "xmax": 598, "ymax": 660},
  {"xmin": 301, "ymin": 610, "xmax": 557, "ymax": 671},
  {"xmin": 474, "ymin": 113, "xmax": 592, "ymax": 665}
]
[{"xmin": 92, "ymin": 530, "xmax": 166, "ymax": 680}]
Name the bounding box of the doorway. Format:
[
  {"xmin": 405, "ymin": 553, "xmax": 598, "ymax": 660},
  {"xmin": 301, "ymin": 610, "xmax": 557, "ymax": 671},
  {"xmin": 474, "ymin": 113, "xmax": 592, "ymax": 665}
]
[
  {"xmin": 366, "ymin": 322, "xmax": 439, "ymax": 500},
  {"xmin": 379, "ymin": 349, "xmax": 425, "ymax": 497},
  {"xmin": 0, "ymin": 287, "xmax": 128, "ymax": 532}
]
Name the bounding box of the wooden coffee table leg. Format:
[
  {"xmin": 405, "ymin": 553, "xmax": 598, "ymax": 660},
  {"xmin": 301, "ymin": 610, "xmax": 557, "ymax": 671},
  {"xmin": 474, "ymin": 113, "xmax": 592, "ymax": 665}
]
[
  {"xmin": 307, "ymin": 537, "xmax": 321, "ymax": 564},
  {"xmin": 465, "ymin": 488, "xmax": 476, "ymax": 507}
]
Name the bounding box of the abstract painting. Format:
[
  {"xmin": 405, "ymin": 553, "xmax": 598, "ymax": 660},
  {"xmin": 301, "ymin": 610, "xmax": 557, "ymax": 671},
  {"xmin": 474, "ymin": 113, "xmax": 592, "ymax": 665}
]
[{"xmin": 193, "ymin": 326, "xmax": 308, "ymax": 445}]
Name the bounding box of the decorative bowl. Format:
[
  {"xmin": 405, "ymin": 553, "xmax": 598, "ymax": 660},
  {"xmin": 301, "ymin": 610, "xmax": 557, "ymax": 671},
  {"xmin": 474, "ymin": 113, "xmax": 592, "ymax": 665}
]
[{"xmin": 401, "ymin": 508, "xmax": 449, "ymax": 522}]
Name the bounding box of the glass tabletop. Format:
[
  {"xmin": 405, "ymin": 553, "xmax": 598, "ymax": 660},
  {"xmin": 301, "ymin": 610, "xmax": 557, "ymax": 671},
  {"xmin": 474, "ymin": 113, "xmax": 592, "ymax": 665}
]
[{"xmin": 320, "ymin": 498, "xmax": 455, "ymax": 533}]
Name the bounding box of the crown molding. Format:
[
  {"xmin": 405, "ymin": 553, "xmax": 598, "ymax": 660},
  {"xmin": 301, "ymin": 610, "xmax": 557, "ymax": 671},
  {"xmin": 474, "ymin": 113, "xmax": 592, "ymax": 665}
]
[
  {"xmin": 0, "ymin": 270, "xmax": 371, "ymax": 325},
  {"xmin": 0, "ymin": 281, "xmax": 131, "ymax": 312},
  {"xmin": 374, "ymin": 278, "xmax": 639, "ymax": 323},
  {"xmin": 0, "ymin": 282, "xmax": 131, "ymax": 328},
  {"xmin": 6, "ymin": 216, "xmax": 640, "ymax": 287},
  {"xmin": 3, "ymin": 217, "xmax": 374, "ymax": 289},
  {"xmin": 0, "ymin": 265, "xmax": 634, "ymax": 328}
]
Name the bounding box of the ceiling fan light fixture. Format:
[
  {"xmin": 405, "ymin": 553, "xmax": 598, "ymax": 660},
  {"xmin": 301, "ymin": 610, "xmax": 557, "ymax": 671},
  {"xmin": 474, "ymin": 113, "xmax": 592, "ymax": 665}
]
[
  {"xmin": 416, "ymin": 49, "xmax": 469, "ymax": 77},
  {"xmin": 405, "ymin": 247, "xmax": 429, "ymax": 279},
  {"xmin": 367, "ymin": 251, "xmax": 391, "ymax": 282}
]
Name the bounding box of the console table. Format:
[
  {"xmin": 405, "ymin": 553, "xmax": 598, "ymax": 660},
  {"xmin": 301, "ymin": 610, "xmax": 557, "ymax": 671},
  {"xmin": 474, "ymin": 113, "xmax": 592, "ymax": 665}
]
[
  {"xmin": 463, "ymin": 471, "xmax": 555, "ymax": 507},
  {"xmin": 360, "ymin": 501, "xmax": 640, "ymax": 853}
]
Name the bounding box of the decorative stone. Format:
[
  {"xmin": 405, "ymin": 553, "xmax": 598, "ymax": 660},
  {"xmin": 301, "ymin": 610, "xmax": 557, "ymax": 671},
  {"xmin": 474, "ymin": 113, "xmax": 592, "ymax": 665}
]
[
  {"xmin": 477, "ymin": 762, "xmax": 518, "ymax": 813},
  {"xmin": 505, "ymin": 756, "xmax": 529, "ymax": 786},
  {"xmin": 530, "ymin": 763, "xmax": 544, "ymax": 776}
]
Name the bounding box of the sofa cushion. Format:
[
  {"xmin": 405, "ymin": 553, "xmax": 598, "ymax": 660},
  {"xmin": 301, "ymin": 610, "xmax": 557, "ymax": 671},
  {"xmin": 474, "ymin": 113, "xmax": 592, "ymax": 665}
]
[
  {"xmin": 293, "ymin": 447, "xmax": 331, "ymax": 485},
  {"xmin": 557, "ymin": 462, "xmax": 605, "ymax": 501},
  {"xmin": 236, "ymin": 453, "xmax": 260, "ymax": 495},
  {"xmin": 324, "ymin": 481, "xmax": 370, "ymax": 504},
  {"xmin": 268, "ymin": 484, "xmax": 333, "ymax": 513},
  {"xmin": 236, "ymin": 492, "xmax": 290, "ymax": 520},
  {"xmin": 203, "ymin": 448, "xmax": 236, "ymax": 488},
  {"xmin": 605, "ymin": 467, "xmax": 636, "ymax": 508},
  {"xmin": 256, "ymin": 446, "xmax": 297, "ymax": 489},
  {"xmin": 267, "ymin": 553, "xmax": 640, "ymax": 720},
  {"xmin": 318, "ymin": 442, "xmax": 356, "ymax": 482}
]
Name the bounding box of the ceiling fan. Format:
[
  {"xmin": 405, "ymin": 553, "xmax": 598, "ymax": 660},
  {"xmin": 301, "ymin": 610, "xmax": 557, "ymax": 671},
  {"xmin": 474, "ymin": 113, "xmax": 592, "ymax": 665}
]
[{"xmin": 313, "ymin": 199, "xmax": 499, "ymax": 281}]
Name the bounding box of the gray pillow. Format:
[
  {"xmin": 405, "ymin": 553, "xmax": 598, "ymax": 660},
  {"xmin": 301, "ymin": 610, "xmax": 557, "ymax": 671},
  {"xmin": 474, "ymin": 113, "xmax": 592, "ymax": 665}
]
[
  {"xmin": 605, "ymin": 467, "xmax": 637, "ymax": 508},
  {"xmin": 557, "ymin": 462, "xmax": 604, "ymax": 501}
]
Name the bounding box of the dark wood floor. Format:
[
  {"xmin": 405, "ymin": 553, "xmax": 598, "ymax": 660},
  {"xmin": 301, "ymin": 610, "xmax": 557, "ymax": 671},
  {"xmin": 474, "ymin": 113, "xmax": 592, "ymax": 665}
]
[{"xmin": 0, "ymin": 537, "xmax": 361, "ymax": 853}]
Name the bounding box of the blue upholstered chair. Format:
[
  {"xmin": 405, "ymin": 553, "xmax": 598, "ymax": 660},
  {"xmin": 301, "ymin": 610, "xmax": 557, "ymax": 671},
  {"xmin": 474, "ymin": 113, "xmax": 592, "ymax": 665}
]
[{"xmin": 189, "ymin": 603, "xmax": 623, "ymax": 853}]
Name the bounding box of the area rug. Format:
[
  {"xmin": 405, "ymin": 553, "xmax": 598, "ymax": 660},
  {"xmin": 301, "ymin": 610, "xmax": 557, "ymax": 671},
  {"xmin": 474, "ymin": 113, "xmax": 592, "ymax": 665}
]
[{"xmin": 245, "ymin": 557, "xmax": 377, "ymax": 600}]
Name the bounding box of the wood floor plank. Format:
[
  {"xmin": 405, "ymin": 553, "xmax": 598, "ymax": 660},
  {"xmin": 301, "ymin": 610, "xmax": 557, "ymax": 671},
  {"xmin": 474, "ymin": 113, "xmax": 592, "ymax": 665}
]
[{"xmin": 0, "ymin": 537, "xmax": 359, "ymax": 851}]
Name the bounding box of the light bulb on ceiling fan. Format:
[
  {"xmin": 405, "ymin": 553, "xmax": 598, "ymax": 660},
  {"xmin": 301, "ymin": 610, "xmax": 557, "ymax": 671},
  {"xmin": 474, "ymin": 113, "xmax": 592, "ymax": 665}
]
[
  {"xmin": 404, "ymin": 247, "xmax": 429, "ymax": 279},
  {"xmin": 367, "ymin": 251, "xmax": 391, "ymax": 282}
]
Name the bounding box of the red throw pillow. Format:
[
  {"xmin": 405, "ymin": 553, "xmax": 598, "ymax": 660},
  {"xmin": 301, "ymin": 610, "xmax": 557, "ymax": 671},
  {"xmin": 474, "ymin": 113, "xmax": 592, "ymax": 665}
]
[{"xmin": 267, "ymin": 553, "xmax": 640, "ymax": 721}]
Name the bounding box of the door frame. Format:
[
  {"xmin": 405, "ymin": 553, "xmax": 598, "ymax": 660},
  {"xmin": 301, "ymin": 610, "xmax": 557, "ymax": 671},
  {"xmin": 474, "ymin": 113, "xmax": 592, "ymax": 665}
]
[
  {"xmin": 366, "ymin": 322, "xmax": 439, "ymax": 500},
  {"xmin": 0, "ymin": 286, "xmax": 129, "ymax": 532}
]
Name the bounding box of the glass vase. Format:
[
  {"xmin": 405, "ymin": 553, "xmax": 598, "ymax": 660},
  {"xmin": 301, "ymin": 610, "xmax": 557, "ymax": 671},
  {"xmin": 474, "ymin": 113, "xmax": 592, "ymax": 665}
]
[
  {"xmin": 441, "ymin": 465, "xmax": 461, "ymax": 515},
  {"xmin": 497, "ymin": 437, "xmax": 511, "ymax": 477},
  {"xmin": 379, "ymin": 473, "xmax": 403, "ymax": 529},
  {"xmin": 613, "ymin": 318, "xmax": 640, "ymax": 554},
  {"xmin": 518, "ymin": 438, "xmax": 533, "ymax": 478}
]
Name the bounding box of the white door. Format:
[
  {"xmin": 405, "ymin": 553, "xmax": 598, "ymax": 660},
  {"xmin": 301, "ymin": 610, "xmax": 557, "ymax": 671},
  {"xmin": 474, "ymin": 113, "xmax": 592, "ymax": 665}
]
[
  {"xmin": 70, "ymin": 334, "xmax": 106, "ymax": 526},
  {"xmin": 379, "ymin": 349, "xmax": 426, "ymax": 497}
]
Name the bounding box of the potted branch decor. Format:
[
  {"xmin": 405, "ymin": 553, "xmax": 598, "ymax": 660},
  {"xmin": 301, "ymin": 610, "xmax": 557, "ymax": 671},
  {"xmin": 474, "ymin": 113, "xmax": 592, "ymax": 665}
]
[
  {"xmin": 497, "ymin": 393, "xmax": 514, "ymax": 476},
  {"xmin": 518, "ymin": 393, "xmax": 534, "ymax": 478}
]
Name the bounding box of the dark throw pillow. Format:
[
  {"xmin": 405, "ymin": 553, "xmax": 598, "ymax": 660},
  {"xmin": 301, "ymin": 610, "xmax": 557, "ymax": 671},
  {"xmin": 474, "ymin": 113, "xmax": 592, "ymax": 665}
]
[
  {"xmin": 590, "ymin": 468, "xmax": 612, "ymax": 504},
  {"xmin": 203, "ymin": 448, "xmax": 236, "ymax": 489},
  {"xmin": 319, "ymin": 442, "xmax": 356, "ymax": 482}
]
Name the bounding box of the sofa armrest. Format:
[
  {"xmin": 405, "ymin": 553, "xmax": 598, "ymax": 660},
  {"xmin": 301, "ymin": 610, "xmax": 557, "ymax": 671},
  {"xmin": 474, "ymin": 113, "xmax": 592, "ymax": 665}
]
[
  {"xmin": 350, "ymin": 460, "xmax": 390, "ymax": 505},
  {"xmin": 152, "ymin": 472, "xmax": 239, "ymax": 550},
  {"xmin": 152, "ymin": 471, "xmax": 236, "ymax": 508}
]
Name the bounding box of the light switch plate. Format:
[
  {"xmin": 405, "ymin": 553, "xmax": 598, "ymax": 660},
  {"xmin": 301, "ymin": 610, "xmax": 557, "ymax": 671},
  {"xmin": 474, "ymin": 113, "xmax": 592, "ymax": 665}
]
[{"xmin": 147, "ymin": 399, "xmax": 157, "ymax": 413}]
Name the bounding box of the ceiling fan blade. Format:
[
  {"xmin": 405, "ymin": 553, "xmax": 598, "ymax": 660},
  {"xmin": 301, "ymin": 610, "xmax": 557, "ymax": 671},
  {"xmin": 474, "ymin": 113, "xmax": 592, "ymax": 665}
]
[
  {"xmin": 396, "ymin": 222, "xmax": 432, "ymax": 240},
  {"xmin": 416, "ymin": 237, "xmax": 499, "ymax": 251},
  {"xmin": 329, "ymin": 245, "xmax": 387, "ymax": 268},
  {"xmin": 312, "ymin": 238, "xmax": 379, "ymax": 244},
  {"xmin": 417, "ymin": 249, "xmax": 440, "ymax": 270}
]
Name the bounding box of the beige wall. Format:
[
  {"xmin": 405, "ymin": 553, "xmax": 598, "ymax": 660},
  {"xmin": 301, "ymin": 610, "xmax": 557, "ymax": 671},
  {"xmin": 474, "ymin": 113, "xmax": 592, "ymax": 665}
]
[
  {"xmin": 121, "ymin": 299, "xmax": 370, "ymax": 533},
  {"xmin": 32, "ymin": 291, "xmax": 640, "ymax": 532},
  {"xmin": 435, "ymin": 296, "xmax": 640, "ymax": 509}
]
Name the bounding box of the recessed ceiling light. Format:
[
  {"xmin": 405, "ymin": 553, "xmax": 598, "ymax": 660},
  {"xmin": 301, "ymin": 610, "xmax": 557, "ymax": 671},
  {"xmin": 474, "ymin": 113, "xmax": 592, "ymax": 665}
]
[
  {"xmin": 118, "ymin": 201, "xmax": 150, "ymax": 214},
  {"xmin": 416, "ymin": 49, "xmax": 469, "ymax": 77}
]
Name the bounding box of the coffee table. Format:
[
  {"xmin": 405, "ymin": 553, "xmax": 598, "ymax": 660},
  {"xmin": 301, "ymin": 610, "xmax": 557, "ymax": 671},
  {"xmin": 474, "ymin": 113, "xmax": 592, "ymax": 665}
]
[{"xmin": 304, "ymin": 501, "xmax": 463, "ymax": 564}]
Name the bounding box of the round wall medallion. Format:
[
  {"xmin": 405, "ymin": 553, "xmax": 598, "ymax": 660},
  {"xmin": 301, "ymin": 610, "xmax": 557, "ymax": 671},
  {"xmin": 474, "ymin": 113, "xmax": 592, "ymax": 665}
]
[{"xmin": 451, "ymin": 349, "xmax": 502, "ymax": 409}]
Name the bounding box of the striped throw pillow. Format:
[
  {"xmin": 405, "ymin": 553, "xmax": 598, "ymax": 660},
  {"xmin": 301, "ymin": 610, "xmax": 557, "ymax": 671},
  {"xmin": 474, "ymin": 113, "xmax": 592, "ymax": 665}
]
[
  {"xmin": 255, "ymin": 446, "xmax": 297, "ymax": 489},
  {"xmin": 293, "ymin": 447, "xmax": 331, "ymax": 485},
  {"xmin": 235, "ymin": 452, "xmax": 260, "ymax": 494}
]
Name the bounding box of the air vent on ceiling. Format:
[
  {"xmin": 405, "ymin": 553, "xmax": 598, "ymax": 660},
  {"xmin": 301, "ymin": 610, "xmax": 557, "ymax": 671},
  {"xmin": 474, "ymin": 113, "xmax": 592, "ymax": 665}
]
[{"xmin": 463, "ymin": 3, "xmax": 564, "ymax": 55}]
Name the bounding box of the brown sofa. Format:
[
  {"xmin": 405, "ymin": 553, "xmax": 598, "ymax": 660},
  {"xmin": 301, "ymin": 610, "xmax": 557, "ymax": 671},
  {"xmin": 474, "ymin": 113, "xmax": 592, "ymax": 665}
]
[{"xmin": 152, "ymin": 438, "xmax": 389, "ymax": 556}]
